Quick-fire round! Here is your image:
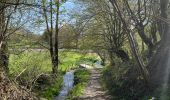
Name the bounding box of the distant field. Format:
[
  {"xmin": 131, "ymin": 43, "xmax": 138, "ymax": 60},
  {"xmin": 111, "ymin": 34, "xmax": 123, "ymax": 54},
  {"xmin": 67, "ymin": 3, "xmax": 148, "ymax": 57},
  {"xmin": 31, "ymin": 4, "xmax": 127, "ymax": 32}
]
[{"xmin": 9, "ymin": 50, "xmax": 99, "ymax": 77}]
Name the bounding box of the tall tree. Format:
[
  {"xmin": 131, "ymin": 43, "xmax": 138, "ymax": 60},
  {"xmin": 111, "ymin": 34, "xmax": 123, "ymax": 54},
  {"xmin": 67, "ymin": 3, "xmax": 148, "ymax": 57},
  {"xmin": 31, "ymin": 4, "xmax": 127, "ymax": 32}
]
[
  {"xmin": 42, "ymin": 0, "xmax": 67, "ymax": 74},
  {"xmin": 0, "ymin": 0, "xmax": 7, "ymax": 74},
  {"xmin": 149, "ymin": 0, "xmax": 170, "ymax": 87},
  {"xmin": 53, "ymin": 0, "xmax": 59, "ymax": 74}
]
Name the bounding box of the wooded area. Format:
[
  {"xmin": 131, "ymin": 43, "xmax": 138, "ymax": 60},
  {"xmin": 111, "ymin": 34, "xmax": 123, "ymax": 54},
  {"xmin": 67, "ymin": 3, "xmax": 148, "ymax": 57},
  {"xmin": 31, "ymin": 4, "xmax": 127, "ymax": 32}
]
[{"xmin": 0, "ymin": 0, "xmax": 170, "ymax": 100}]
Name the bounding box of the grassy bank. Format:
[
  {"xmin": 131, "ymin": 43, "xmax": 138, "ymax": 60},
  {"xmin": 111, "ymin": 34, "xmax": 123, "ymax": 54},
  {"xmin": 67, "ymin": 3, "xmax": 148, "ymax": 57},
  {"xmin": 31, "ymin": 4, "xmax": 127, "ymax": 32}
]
[
  {"xmin": 39, "ymin": 76, "xmax": 63, "ymax": 99},
  {"xmin": 68, "ymin": 69, "xmax": 90, "ymax": 99}
]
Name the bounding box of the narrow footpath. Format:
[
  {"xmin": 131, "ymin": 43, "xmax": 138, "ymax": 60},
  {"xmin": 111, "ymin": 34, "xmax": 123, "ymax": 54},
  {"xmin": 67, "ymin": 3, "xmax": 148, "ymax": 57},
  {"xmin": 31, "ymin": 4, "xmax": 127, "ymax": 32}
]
[{"xmin": 78, "ymin": 68, "xmax": 111, "ymax": 100}]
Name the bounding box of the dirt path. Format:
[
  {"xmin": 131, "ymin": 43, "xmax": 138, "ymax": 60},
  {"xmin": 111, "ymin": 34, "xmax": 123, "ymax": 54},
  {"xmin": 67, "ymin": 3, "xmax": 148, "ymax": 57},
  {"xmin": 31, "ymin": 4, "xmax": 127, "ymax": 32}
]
[{"xmin": 78, "ymin": 68, "xmax": 111, "ymax": 100}]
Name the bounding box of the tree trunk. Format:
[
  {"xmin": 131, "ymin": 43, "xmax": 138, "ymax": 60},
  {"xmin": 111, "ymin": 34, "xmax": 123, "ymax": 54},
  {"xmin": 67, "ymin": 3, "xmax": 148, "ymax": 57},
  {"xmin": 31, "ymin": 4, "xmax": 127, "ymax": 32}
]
[
  {"xmin": 0, "ymin": 42, "xmax": 9, "ymax": 73},
  {"xmin": 42, "ymin": 0, "xmax": 58, "ymax": 74},
  {"xmin": 52, "ymin": 0, "xmax": 60, "ymax": 74},
  {"xmin": 0, "ymin": 0, "xmax": 9, "ymax": 73},
  {"xmin": 149, "ymin": 0, "xmax": 169, "ymax": 87},
  {"xmin": 137, "ymin": 25, "xmax": 154, "ymax": 59}
]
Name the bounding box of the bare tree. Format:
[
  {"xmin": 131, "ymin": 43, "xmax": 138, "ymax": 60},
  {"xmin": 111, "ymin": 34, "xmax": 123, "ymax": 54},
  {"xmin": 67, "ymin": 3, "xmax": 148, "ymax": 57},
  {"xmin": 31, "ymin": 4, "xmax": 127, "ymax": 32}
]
[{"xmin": 109, "ymin": 0, "xmax": 150, "ymax": 84}]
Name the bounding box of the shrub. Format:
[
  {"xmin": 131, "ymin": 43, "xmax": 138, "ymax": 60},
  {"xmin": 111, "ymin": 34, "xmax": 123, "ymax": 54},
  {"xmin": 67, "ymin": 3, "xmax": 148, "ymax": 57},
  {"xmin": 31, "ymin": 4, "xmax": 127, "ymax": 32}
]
[
  {"xmin": 102, "ymin": 59, "xmax": 148, "ymax": 100},
  {"xmin": 40, "ymin": 77, "xmax": 63, "ymax": 100}
]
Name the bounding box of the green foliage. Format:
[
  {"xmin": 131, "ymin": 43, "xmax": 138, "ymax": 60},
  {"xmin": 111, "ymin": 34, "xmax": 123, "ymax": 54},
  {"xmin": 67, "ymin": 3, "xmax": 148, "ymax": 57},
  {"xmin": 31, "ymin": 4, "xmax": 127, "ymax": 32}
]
[
  {"xmin": 58, "ymin": 24, "xmax": 78, "ymax": 49},
  {"xmin": 58, "ymin": 51, "xmax": 82, "ymax": 72},
  {"xmin": 74, "ymin": 69, "xmax": 90, "ymax": 85},
  {"xmin": 75, "ymin": 55, "xmax": 98, "ymax": 66},
  {"xmin": 68, "ymin": 69, "xmax": 90, "ymax": 99},
  {"xmin": 59, "ymin": 51, "xmax": 99, "ymax": 72},
  {"xmin": 68, "ymin": 83, "xmax": 86, "ymax": 99},
  {"xmin": 9, "ymin": 50, "xmax": 99, "ymax": 76},
  {"xmin": 9, "ymin": 51, "xmax": 52, "ymax": 77},
  {"xmin": 9, "ymin": 51, "xmax": 98, "ymax": 76},
  {"xmin": 9, "ymin": 51, "xmax": 63, "ymax": 100},
  {"xmin": 102, "ymin": 59, "xmax": 148, "ymax": 100},
  {"xmin": 40, "ymin": 77, "xmax": 63, "ymax": 100},
  {"xmin": 41, "ymin": 29, "xmax": 50, "ymax": 45}
]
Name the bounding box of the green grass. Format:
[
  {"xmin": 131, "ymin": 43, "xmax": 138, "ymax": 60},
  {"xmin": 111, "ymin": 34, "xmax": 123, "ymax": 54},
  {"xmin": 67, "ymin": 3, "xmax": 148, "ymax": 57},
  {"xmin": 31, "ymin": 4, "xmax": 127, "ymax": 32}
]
[
  {"xmin": 68, "ymin": 69, "xmax": 90, "ymax": 99},
  {"xmin": 9, "ymin": 51, "xmax": 99, "ymax": 75},
  {"xmin": 39, "ymin": 76, "xmax": 63, "ymax": 100},
  {"xmin": 8, "ymin": 50, "xmax": 98, "ymax": 99},
  {"xmin": 59, "ymin": 51, "xmax": 99, "ymax": 72},
  {"xmin": 9, "ymin": 51, "xmax": 52, "ymax": 76},
  {"xmin": 59, "ymin": 51, "xmax": 83, "ymax": 72}
]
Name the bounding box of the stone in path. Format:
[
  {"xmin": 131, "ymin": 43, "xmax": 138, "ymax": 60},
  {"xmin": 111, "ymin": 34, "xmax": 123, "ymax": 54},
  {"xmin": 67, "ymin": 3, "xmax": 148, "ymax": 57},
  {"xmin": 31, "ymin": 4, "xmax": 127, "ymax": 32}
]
[{"xmin": 78, "ymin": 68, "xmax": 111, "ymax": 100}]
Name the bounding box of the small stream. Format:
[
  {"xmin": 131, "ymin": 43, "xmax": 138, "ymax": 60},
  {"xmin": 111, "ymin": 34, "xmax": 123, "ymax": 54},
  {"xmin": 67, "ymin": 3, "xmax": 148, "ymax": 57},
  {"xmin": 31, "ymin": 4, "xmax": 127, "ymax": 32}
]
[
  {"xmin": 54, "ymin": 70, "xmax": 74, "ymax": 100},
  {"xmin": 94, "ymin": 61, "xmax": 103, "ymax": 68},
  {"xmin": 54, "ymin": 60, "xmax": 103, "ymax": 100}
]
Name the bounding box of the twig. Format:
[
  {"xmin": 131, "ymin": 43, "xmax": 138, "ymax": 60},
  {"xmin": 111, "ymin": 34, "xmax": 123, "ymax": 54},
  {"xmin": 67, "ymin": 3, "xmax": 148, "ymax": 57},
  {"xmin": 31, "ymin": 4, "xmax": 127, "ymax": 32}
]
[{"xmin": 15, "ymin": 68, "xmax": 27, "ymax": 82}]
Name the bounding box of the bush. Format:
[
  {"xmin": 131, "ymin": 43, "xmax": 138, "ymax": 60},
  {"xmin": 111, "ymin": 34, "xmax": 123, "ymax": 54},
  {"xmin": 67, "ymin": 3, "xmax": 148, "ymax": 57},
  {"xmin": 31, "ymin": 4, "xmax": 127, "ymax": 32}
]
[
  {"xmin": 74, "ymin": 69, "xmax": 90, "ymax": 85},
  {"xmin": 102, "ymin": 59, "xmax": 149, "ymax": 100},
  {"xmin": 40, "ymin": 77, "xmax": 63, "ymax": 100},
  {"xmin": 9, "ymin": 51, "xmax": 52, "ymax": 89}
]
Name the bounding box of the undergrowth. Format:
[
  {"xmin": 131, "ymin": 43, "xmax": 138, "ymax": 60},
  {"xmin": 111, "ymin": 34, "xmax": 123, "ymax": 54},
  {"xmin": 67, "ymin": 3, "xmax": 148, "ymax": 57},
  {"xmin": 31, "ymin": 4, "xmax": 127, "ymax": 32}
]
[
  {"xmin": 39, "ymin": 76, "xmax": 63, "ymax": 100},
  {"xmin": 102, "ymin": 58, "xmax": 149, "ymax": 100}
]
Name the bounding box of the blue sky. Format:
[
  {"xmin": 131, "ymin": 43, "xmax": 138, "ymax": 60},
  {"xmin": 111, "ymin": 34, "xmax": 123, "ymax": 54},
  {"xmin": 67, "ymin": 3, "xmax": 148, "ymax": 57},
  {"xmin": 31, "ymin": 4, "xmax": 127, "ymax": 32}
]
[
  {"xmin": 24, "ymin": 0, "xmax": 77, "ymax": 34},
  {"xmin": 34, "ymin": 0, "xmax": 76, "ymax": 34},
  {"xmin": 62, "ymin": 0, "xmax": 75, "ymax": 10}
]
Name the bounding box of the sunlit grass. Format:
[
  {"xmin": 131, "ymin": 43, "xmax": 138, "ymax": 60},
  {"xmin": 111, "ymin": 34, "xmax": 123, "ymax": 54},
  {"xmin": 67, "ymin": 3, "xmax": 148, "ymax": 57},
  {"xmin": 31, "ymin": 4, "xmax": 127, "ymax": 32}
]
[
  {"xmin": 68, "ymin": 69, "xmax": 90, "ymax": 99},
  {"xmin": 9, "ymin": 51, "xmax": 99, "ymax": 75},
  {"xmin": 40, "ymin": 76, "xmax": 63, "ymax": 100},
  {"xmin": 9, "ymin": 51, "xmax": 52, "ymax": 76}
]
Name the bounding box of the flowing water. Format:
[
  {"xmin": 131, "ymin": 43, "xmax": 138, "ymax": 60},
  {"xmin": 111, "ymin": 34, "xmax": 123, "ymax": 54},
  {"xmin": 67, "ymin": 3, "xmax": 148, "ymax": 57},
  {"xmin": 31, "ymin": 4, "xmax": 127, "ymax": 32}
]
[
  {"xmin": 53, "ymin": 60, "xmax": 103, "ymax": 100},
  {"xmin": 94, "ymin": 61, "xmax": 103, "ymax": 68},
  {"xmin": 54, "ymin": 70, "xmax": 74, "ymax": 100}
]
